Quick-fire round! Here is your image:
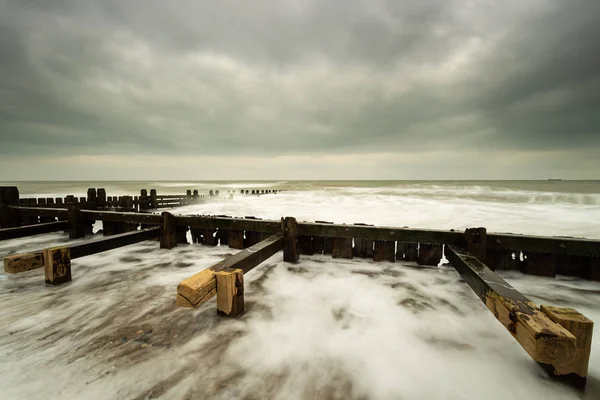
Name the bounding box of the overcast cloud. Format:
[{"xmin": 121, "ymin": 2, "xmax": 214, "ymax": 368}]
[{"xmin": 0, "ymin": 0, "xmax": 599, "ymax": 180}]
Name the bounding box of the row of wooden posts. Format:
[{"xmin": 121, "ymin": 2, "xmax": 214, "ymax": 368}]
[
  {"xmin": 12, "ymin": 187, "xmax": 281, "ymax": 214},
  {"xmin": 0, "ymin": 186, "xmax": 597, "ymax": 387}
]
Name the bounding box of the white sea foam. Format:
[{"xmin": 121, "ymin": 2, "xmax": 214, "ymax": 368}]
[{"xmin": 1, "ymin": 183, "xmax": 599, "ymax": 399}]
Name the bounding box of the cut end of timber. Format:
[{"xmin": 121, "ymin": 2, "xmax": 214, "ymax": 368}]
[
  {"xmin": 4, "ymin": 252, "xmax": 44, "ymax": 274},
  {"xmin": 176, "ymin": 269, "xmax": 216, "ymax": 308},
  {"xmin": 540, "ymin": 305, "xmax": 594, "ymax": 378},
  {"xmin": 216, "ymin": 268, "xmax": 244, "ymax": 317},
  {"xmin": 484, "ymin": 291, "xmax": 577, "ymax": 368}
]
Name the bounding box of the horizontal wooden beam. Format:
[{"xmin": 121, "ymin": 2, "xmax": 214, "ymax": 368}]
[
  {"xmin": 82, "ymin": 210, "xmax": 162, "ymax": 225},
  {"xmin": 445, "ymin": 245, "xmax": 577, "ymax": 373},
  {"xmin": 4, "ymin": 251, "xmax": 44, "ymax": 273},
  {"xmin": 69, "ymin": 227, "xmax": 160, "ymax": 259},
  {"xmin": 177, "ymin": 233, "xmax": 283, "ymax": 308},
  {"xmin": 0, "ymin": 221, "xmax": 68, "ymax": 241},
  {"xmin": 488, "ymin": 233, "xmax": 600, "ymax": 258},
  {"xmin": 176, "ymin": 215, "xmax": 281, "ymax": 233},
  {"xmin": 297, "ymin": 222, "xmax": 463, "ymax": 245},
  {"xmin": 8, "ymin": 206, "xmax": 600, "ymax": 257},
  {"xmin": 13, "ymin": 206, "xmax": 68, "ymax": 218}
]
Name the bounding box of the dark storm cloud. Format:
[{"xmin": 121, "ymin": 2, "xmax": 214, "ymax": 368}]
[{"xmin": 0, "ymin": 0, "xmax": 599, "ymax": 163}]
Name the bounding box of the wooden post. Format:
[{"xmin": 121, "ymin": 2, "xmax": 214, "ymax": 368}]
[
  {"xmin": 283, "ymin": 217, "xmax": 299, "ymax": 263},
  {"xmin": 4, "ymin": 252, "xmax": 44, "ymax": 274},
  {"xmin": 374, "ymin": 241, "xmax": 395, "ymax": 262},
  {"xmin": 244, "ymin": 231, "xmax": 260, "ymax": 248},
  {"xmin": 87, "ymin": 188, "xmax": 97, "ymax": 207},
  {"xmin": 465, "ymin": 227, "xmax": 487, "ymax": 262},
  {"xmin": 97, "ymin": 188, "xmax": 107, "ymax": 208},
  {"xmin": 216, "ymin": 268, "xmax": 245, "ymax": 317},
  {"xmin": 139, "ymin": 189, "xmax": 148, "ymax": 211},
  {"xmin": 540, "ymin": 306, "xmax": 593, "ymax": 381},
  {"xmin": 229, "ymin": 230, "xmax": 244, "ymax": 249},
  {"xmin": 43, "ymin": 246, "xmax": 71, "ymax": 285},
  {"xmin": 581, "ymin": 257, "xmax": 600, "ymax": 281},
  {"xmin": 418, "ymin": 243, "xmax": 442, "ymax": 266},
  {"xmin": 299, "ymin": 236, "xmax": 315, "ymax": 255},
  {"xmin": 68, "ymin": 206, "xmax": 86, "ymax": 239},
  {"xmin": 219, "ymin": 229, "xmax": 230, "ymax": 246},
  {"xmin": 177, "ymin": 225, "xmax": 189, "ymax": 244},
  {"xmin": 160, "ymin": 211, "xmax": 177, "ymax": 249},
  {"xmin": 354, "ymin": 238, "xmax": 374, "ymax": 258},
  {"xmin": 150, "ymin": 189, "xmax": 157, "ymax": 209},
  {"xmin": 203, "ymin": 229, "xmax": 218, "ymax": 246},
  {"xmin": 402, "ymin": 243, "xmax": 417, "ymax": 261},
  {"xmin": 521, "ymin": 252, "xmax": 557, "ymax": 277},
  {"xmin": 0, "ymin": 186, "xmax": 21, "ymax": 228},
  {"xmin": 332, "ymin": 238, "xmax": 353, "ymax": 259},
  {"xmin": 486, "ymin": 248, "xmax": 516, "ymax": 271}
]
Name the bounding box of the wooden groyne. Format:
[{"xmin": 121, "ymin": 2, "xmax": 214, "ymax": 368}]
[
  {"xmin": 0, "ymin": 185, "xmax": 597, "ymax": 386},
  {"xmin": 12, "ymin": 187, "xmax": 281, "ymax": 212}
]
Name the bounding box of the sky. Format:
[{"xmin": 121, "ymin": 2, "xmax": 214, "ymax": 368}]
[{"xmin": 0, "ymin": 0, "xmax": 599, "ymax": 180}]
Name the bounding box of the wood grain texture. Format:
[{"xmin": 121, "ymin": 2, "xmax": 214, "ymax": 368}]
[{"xmin": 445, "ymin": 245, "xmax": 577, "ymax": 370}]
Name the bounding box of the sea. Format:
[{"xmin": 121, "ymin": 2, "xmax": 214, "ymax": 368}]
[{"xmin": 1, "ymin": 180, "xmax": 599, "ymax": 399}]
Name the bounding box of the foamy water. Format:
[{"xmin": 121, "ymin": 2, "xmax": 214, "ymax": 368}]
[{"xmin": 1, "ymin": 182, "xmax": 599, "ymax": 399}]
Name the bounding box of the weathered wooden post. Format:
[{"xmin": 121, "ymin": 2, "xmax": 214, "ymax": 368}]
[
  {"xmin": 209, "ymin": 190, "xmax": 214, "ymax": 197},
  {"xmin": 68, "ymin": 206, "xmax": 86, "ymax": 239},
  {"xmin": 87, "ymin": 188, "xmax": 97, "ymax": 208},
  {"xmin": 193, "ymin": 190, "xmax": 199, "ymax": 202},
  {"xmin": 403, "ymin": 242, "xmax": 418, "ymax": 262},
  {"xmin": 283, "ymin": 217, "xmax": 299, "ymax": 262},
  {"xmin": 139, "ymin": 189, "xmax": 148, "ymax": 211},
  {"xmin": 465, "ymin": 227, "xmax": 487, "ymax": 262},
  {"xmin": 374, "ymin": 241, "xmax": 395, "ymax": 262},
  {"xmin": 215, "ymin": 190, "xmax": 220, "ymax": 197},
  {"xmin": 418, "ymin": 243, "xmax": 442, "ymax": 266},
  {"xmin": 97, "ymin": 188, "xmax": 107, "ymax": 208},
  {"xmin": 43, "ymin": 246, "xmax": 71, "ymax": 285},
  {"xmin": 160, "ymin": 211, "xmax": 177, "ymax": 249},
  {"xmin": 4, "ymin": 252, "xmax": 44, "ymax": 274},
  {"xmin": 0, "ymin": 186, "xmax": 21, "ymax": 228},
  {"xmin": 332, "ymin": 238, "xmax": 353, "ymax": 259},
  {"xmin": 150, "ymin": 189, "xmax": 157, "ymax": 209},
  {"xmin": 216, "ymin": 269, "xmax": 244, "ymax": 317},
  {"xmin": 229, "ymin": 231, "xmax": 244, "ymax": 249}
]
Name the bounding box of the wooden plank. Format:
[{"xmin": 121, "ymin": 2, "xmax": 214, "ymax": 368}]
[
  {"xmin": 13, "ymin": 206, "xmax": 68, "ymax": 218},
  {"xmin": 283, "ymin": 217, "xmax": 298, "ymax": 263},
  {"xmin": 486, "ymin": 248, "xmax": 517, "ymax": 271},
  {"xmin": 4, "ymin": 252, "xmax": 44, "ymax": 273},
  {"xmin": 354, "ymin": 237, "xmax": 374, "ymax": 258},
  {"xmin": 68, "ymin": 227, "xmax": 159, "ymax": 259},
  {"xmin": 298, "ymin": 222, "xmax": 462, "ymax": 245},
  {"xmin": 487, "ymin": 232, "xmax": 600, "ymax": 258},
  {"xmin": 332, "ymin": 238, "xmax": 353, "ymax": 259},
  {"xmin": 540, "ymin": 306, "xmax": 593, "ymax": 379},
  {"xmin": 403, "ymin": 243, "xmax": 418, "ymax": 262},
  {"xmin": 0, "ymin": 221, "xmax": 68, "ymax": 241},
  {"xmin": 216, "ymin": 269, "xmax": 244, "ymax": 317},
  {"xmin": 580, "ymin": 257, "xmax": 600, "ymax": 281},
  {"xmin": 418, "ymin": 244, "xmax": 442, "ymax": 266},
  {"xmin": 177, "ymin": 233, "xmax": 284, "ymax": 308},
  {"xmin": 176, "ymin": 215, "xmax": 280, "ymax": 233},
  {"xmin": 374, "ymin": 241, "xmax": 395, "ymax": 262},
  {"xmin": 521, "ymin": 252, "xmax": 557, "ymax": 278},
  {"xmin": 82, "ymin": 210, "xmax": 162, "ymax": 225},
  {"xmin": 43, "ymin": 246, "xmax": 71, "ymax": 285},
  {"xmin": 445, "ymin": 245, "xmax": 576, "ymax": 371},
  {"xmin": 229, "ymin": 230, "xmax": 244, "ymax": 249},
  {"xmin": 298, "ymin": 236, "xmax": 315, "ymax": 255}
]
